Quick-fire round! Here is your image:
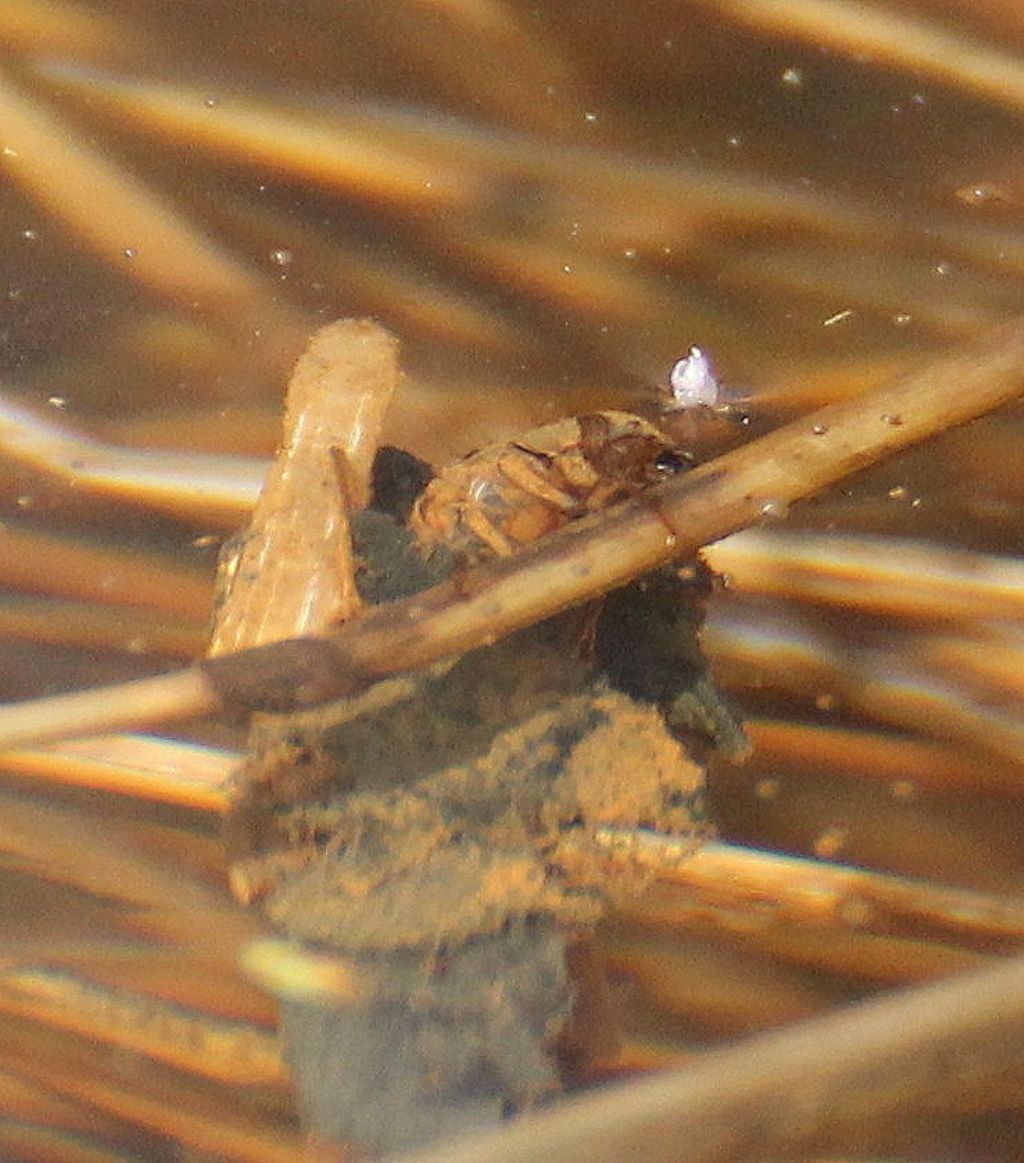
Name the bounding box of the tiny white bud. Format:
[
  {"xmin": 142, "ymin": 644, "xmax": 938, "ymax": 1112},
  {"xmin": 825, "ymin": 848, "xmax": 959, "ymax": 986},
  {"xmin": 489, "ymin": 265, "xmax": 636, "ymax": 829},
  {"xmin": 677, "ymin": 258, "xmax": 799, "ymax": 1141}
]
[{"xmin": 668, "ymin": 345, "xmax": 720, "ymax": 409}]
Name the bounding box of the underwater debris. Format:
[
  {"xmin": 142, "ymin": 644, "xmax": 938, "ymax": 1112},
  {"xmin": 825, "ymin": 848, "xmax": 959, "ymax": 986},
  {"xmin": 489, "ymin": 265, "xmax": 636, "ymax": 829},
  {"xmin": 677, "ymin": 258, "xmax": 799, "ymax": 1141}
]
[{"xmin": 216, "ymin": 320, "xmax": 741, "ymax": 1154}]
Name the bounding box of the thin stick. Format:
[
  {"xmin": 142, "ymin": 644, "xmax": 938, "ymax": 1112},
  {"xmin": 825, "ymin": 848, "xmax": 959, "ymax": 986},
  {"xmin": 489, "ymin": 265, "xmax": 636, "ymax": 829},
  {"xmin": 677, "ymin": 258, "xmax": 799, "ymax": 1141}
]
[
  {"xmin": 706, "ymin": 529, "xmax": 1024, "ymax": 627},
  {"xmin": 3, "ymin": 1032, "xmax": 310, "ymax": 1163},
  {"xmin": 0, "ymin": 966, "xmax": 286, "ymax": 1088},
  {"xmin": 396, "ymin": 949, "xmax": 1024, "ymax": 1163},
  {"xmin": 0, "ymin": 667, "xmax": 221, "ymax": 748},
  {"xmin": 598, "ymin": 836, "xmax": 1024, "ymax": 951},
  {"xmin": 0, "ymin": 595, "xmax": 206, "ymax": 658},
  {"xmin": 0, "ymin": 0, "xmax": 127, "ymax": 58},
  {"xmin": 0, "ymin": 387, "xmax": 266, "ymax": 527},
  {"xmin": 2, "ymin": 311, "xmax": 1024, "ymax": 748},
  {"xmin": 711, "ymin": 0, "xmax": 1024, "ymax": 122},
  {"xmin": 41, "ymin": 57, "xmax": 977, "ymax": 271},
  {"xmin": 0, "ymin": 733, "xmax": 236, "ymax": 812},
  {"xmin": 708, "ymin": 608, "xmax": 1024, "ymax": 771},
  {"xmin": 741, "ymin": 717, "xmax": 1015, "ymax": 797},
  {"xmin": 0, "ymin": 67, "xmax": 272, "ymax": 321},
  {"xmin": 0, "ymin": 523, "xmax": 213, "ymax": 622},
  {"xmin": 35, "ymin": 67, "xmax": 483, "ymax": 213}
]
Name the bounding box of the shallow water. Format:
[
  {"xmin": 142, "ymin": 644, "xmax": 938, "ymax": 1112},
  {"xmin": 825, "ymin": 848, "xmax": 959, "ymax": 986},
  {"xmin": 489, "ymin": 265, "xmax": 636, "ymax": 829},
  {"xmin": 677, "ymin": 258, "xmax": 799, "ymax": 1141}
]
[{"xmin": 2, "ymin": 2, "xmax": 1024, "ymax": 1159}]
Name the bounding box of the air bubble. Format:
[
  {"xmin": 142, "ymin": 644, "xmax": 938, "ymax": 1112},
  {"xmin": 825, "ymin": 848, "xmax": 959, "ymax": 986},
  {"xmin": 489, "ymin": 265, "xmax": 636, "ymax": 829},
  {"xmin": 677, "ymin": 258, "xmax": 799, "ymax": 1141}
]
[
  {"xmin": 758, "ymin": 499, "xmax": 789, "ymax": 520},
  {"xmin": 811, "ymin": 423, "xmax": 829, "ymax": 435},
  {"xmin": 270, "ymin": 248, "xmax": 293, "ymax": 267},
  {"xmin": 837, "ymin": 896, "xmax": 873, "ymax": 927},
  {"xmin": 813, "ymin": 827, "xmax": 847, "ymax": 860}
]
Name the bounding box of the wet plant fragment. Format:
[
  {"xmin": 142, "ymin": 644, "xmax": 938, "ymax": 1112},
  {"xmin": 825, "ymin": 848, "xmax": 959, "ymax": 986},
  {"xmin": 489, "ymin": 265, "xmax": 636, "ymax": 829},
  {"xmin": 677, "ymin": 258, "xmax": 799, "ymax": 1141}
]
[{"xmin": 212, "ymin": 319, "xmax": 750, "ymax": 1154}]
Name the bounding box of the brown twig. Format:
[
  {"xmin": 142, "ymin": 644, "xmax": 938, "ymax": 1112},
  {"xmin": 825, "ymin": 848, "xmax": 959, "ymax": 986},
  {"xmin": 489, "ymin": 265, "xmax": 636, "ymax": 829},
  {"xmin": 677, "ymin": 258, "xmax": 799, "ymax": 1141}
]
[
  {"xmin": 0, "ymin": 66, "xmax": 283, "ymax": 324},
  {"xmin": 0, "ymin": 966, "xmax": 287, "ymax": 1088},
  {"xmin": 2, "ymin": 311, "xmax": 1024, "ymax": 749},
  {"xmin": 706, "ymin": 529, "xmax": 1024, "ymax": 626},
  {"xmin": 593, "ymin": 834, "xmax": 1024, "ymax": 954},
  {"xmin": 396, "ymin": 948, "xmax": 1024, "ymax": 1163},
  {"xmin": 708, "ymin": 607, "xmax": 1024, "ymax": 772},
  {"xmin": 0, "ymin": 523, "xmax": 213, "ymax": 623},
  {"xmin": 707, "ymin": 0, "xmax": 1024, "ymax": 121},
  {"xmin": 0, "ymin": 387, "xmax": 266, "ymax": 527}
]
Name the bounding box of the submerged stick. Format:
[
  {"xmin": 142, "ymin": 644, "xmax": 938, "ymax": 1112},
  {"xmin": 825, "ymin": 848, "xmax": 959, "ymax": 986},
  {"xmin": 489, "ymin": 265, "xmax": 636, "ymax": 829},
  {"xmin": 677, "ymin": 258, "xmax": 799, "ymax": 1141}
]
[
  {"xmin": 0, "ymin": 387, "xmax": 266, "ymax": 527},
  {"xmin": 0, "ymin": 66, "xmax": 269, "ymax": 319},
  {"xmin": 1, "ymin": 312, "xmax": 1024, "ymax": 749},
  {"xmin": 711, "ymin": 0, "xmax": 1024, "ymax": 123},
  {"xmin": 398, "ymin": 947, "xmax": 1024, "ymax": 1163},
  {"xmin": 593, "ymin": 835, "xmax": 1024, "ymax": 952}
]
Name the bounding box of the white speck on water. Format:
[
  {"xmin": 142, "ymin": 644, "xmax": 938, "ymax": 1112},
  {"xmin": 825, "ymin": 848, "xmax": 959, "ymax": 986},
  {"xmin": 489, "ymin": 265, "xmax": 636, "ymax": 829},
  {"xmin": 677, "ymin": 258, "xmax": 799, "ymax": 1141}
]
[
  {"xmin": 758, "ymin": 499, "xmax": 789, "ymax": 520},
  {"xmin": 668, "ymin": 345, "xmax": 721, "ymax": 409},
  {"xmin": 822, "ymin": 308, "xmax": 853, "ymax": 327}
]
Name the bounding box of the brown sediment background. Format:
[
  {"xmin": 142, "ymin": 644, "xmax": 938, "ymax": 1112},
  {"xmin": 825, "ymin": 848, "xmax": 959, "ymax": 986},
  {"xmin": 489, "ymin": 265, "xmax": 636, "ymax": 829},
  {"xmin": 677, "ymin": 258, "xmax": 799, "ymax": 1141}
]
[{"xmin": 4, "ymin": 1, "xmax": 1024, "ymax": 1159}]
